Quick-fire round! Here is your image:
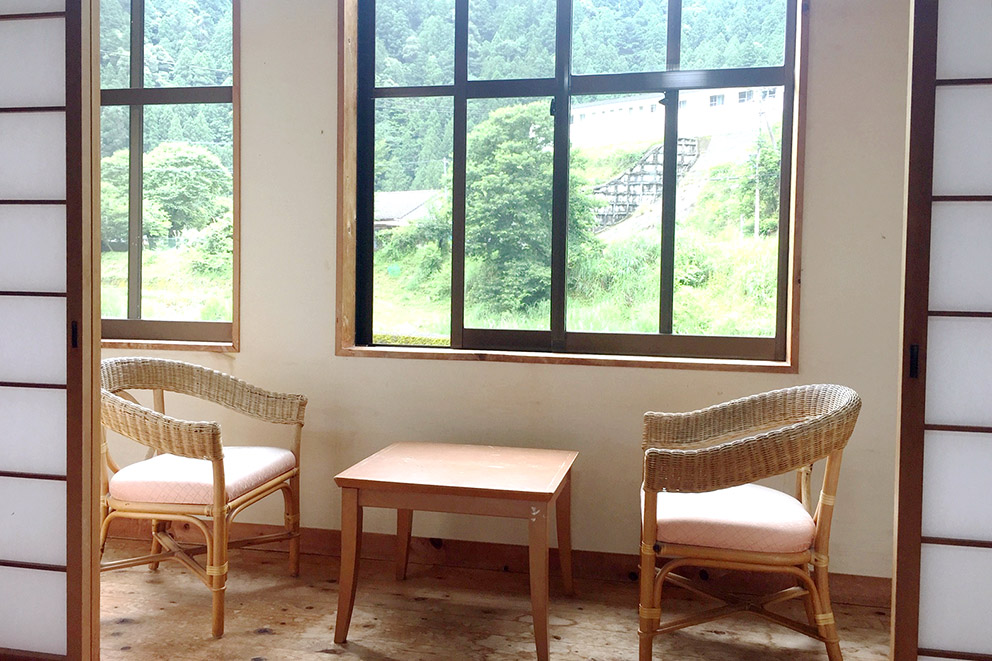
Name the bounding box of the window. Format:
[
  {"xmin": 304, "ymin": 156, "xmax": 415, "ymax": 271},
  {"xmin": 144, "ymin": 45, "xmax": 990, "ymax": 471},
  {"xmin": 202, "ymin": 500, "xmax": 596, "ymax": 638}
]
[
  {"xmin": 99, "ymin": 0, "xmax": 238, "ymax": 345},
  {"xmin": 762, "ymin": 87, "xmax": 778, "ymax": 100},
  {"xmin": 348, "ymin": 0, "xmax": 799, "ymax": 363},
  {"xmin": 739, "ymin": 90, "xmax": 753, "ymax": 103}
]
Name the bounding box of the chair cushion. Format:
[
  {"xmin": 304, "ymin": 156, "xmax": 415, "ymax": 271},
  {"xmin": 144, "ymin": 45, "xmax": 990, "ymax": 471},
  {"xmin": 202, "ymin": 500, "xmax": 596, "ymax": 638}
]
[
  {"xmin": 109, "ymin": 446, "xmax": 296, "ymax": 505},
  {"xmin": 649, "ymin": 484, "xmax": 816, "ymax": 554}
]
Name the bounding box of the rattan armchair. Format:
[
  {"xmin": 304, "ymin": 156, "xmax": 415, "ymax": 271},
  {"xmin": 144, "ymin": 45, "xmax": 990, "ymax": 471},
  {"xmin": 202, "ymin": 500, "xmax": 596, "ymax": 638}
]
[
  {"xmin": 638, "ymin": 384, "xmax": 861, "ymax": 660},
  {"xmin": 99, "ymin": 357, "xmax": 308, "ymax": 638}
]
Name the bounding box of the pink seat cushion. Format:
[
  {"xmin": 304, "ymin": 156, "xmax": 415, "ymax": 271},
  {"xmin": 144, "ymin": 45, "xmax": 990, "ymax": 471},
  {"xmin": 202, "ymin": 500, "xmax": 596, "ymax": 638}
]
[
  {"xmin": 650, "ymin": 484, "xmax": 816, "ymax": 554},
  {"xmin": 109, "ymin": 446, "xmax": 296, "ymax": 505}
]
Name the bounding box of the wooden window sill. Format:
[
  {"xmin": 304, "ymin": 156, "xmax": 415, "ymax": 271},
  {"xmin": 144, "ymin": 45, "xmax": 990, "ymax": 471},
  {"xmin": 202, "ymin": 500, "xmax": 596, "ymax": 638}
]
[
  {"xmin": 101, "ymin": 339, "xmax": 238, "ymax": 353},
  {"xmin": 336, "ymin": 343, "xmax": 797, "ymax": 373}
]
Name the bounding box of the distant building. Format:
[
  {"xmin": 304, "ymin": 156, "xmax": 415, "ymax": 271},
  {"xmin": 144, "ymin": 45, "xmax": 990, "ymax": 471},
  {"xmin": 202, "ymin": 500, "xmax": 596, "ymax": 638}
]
[
  {"xmin": 569, "ymin": 87, "xmax": 783, "ymax": 148},
  {"xmin": 374, "ymin": 189, "xmax": 441, "ymax": 230}
]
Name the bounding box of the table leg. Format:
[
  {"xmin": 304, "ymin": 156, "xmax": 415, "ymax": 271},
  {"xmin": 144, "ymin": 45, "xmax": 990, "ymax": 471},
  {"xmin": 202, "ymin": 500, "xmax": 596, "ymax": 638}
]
[
  {"xmin": 528, "ymin": 505, "xmax": 550, "ymax": 661},
  {"xmin": 395, "ymin": 508, "xmax": 413, "ymax": 580},
  {"xmin": 555, "ymin": 472, "xmax": 574, "ymax": 595},
  {"xmin": 334, "ymin": 487, "xmax": 363, "ymax": 644}
]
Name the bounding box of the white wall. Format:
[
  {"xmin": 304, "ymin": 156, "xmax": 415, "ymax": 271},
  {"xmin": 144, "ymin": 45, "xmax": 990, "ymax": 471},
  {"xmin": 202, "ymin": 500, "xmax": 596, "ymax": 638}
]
[{"xmin": 105, "ymin": 0, "xmax": 912, "ymax": 578}]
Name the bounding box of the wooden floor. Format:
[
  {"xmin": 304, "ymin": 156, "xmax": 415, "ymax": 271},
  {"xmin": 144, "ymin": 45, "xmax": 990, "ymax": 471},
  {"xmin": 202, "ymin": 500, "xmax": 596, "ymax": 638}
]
[{"xmin": 100, "ymin": 539, "xmax": 891, "ymax": 660}]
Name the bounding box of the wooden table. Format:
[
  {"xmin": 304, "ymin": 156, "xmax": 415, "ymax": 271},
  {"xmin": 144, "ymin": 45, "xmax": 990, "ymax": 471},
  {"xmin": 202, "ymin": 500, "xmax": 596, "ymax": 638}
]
[{"xmin": 333, "ymin": 442, "xmax": 578, "ymax": 660}]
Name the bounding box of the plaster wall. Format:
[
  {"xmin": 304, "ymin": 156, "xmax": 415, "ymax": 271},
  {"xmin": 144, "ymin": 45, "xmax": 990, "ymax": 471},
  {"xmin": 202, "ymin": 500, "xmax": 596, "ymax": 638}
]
[{"xmin": 105, "ymin": 0, "xmax": 912, "ymax": 578}]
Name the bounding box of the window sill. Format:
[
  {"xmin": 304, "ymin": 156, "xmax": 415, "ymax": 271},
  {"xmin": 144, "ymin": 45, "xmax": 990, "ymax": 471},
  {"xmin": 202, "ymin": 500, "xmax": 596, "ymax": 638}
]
[
  {"xmin": 336, "ymin": 343, "xmax": 796, "ymax": 373},
  {"xmin": 101, "ymin": 339, "xmax": 238, "ymax": 353}
]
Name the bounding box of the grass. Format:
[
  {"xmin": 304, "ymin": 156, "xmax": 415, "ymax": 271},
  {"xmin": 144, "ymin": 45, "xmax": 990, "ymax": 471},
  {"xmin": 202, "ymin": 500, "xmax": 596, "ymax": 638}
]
[{"xmin": 101, "ymin": 248, "xmax": 233, "ymax": 321}]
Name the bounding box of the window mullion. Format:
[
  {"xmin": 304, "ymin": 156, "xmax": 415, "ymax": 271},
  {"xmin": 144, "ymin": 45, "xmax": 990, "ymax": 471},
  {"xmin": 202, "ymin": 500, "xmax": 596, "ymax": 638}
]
[
  {"xmin": 450, "ymin": 0, "xmax": 469, "ymax": 349},
  {"xmin": 126, "ymin": 0, "xmax": 145, "ymax": 320},
  {"xmin": 354, "ymin": 0, "xmax": 375, "ymax": 344},
  {"xmin": 127, "ymin": 103, "xmax": 143, "ymax": 320},
  {"xmin": 550, "ymin": 0, "xmax": 572, "ymax": 350},
  {"xmin": 659, "ymin": 0, "xmax": 682, "ymax": 334}
]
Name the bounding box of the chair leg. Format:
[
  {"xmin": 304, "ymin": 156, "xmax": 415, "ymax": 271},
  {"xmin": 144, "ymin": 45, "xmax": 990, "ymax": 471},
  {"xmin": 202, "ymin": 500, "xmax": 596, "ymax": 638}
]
[
  {"xmin": 210, "ymin": 517, "xmax": 229, "ymax": 638},
  {"xmin": 638, "ymin": 550, "xmax": 659, "ymax": 661},
  {"xmin": 798, "ymin": 566, "xmax": 817, "ymax": 627},
  {"xmin": 813, "ymin": 564, "xmax": 843, "ymax": 661},
  {"xmin": 284, "ymin": 477, "xmax": 301, "ymax": 577},
  {"xmin": 149, "ymin": 519, "xmax": 164, "ymax": 571}
]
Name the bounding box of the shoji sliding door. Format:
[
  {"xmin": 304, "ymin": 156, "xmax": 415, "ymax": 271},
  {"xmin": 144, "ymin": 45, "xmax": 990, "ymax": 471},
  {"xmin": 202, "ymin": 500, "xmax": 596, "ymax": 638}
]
[
  {"xmin": 0, "ymin": 0, "xmax": 98, "ymax": 658},
  {"xmin": 895, "ymin": 1, "xmax": 992, "ymax": 659}
]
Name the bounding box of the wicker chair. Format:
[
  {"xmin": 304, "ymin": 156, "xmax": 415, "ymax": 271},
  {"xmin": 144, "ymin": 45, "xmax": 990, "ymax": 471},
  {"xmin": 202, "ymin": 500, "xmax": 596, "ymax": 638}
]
[
  {"xmin": 638, "ymin": 384, "xmax": 861, "ymax": 661},
  {"xmin": 99, "ymin": 357, "xmax": 308, "ymax": 638}
]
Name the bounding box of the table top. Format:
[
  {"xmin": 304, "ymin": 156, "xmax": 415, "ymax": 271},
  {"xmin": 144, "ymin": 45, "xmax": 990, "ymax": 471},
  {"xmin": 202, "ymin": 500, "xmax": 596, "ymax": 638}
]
[{"xmin": 335, "ymin": 442, "xmax": 578, "ymax": 501}]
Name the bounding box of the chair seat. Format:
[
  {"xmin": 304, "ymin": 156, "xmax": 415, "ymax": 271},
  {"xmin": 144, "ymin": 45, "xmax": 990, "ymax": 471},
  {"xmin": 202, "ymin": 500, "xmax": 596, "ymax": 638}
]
[
  {"xmin": 649, "ymin": 484, "xmax": 816, "ymax": 554},
  {"xmin": 109, "ymin": 446, "xmax": 296, "ymax": 505}
]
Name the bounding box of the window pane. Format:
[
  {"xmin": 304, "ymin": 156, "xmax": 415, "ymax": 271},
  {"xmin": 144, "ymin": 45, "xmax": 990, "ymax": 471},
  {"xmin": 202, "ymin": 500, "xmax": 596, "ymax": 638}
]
[
  {"xmin": 673, "ymin": 86, "xmax": 783, "ymax": 337},
  {"xmin": 567, "ymin": 94, "xmax": 665, "ymax": 333},
  {"xmin": 468, "ymin": 0, "xmax": 555, "ymax": 81},
  {"xmin": 140, "ymin": 103, "xmax": 234, "ymax": 322},
  {"xmin": 376, "ymin": 0, "xmax": 454, "ymax": 87},
  {"xmin": 465, "ymin": 98, "xmax": 553, "ymax": 330},
  {"xmin": 144, "ymin": 0, "xmax": 233, "ymax": 88},
  {"xmin": 100, "ymin": 0, "xmax": 130, "ymax": 89},
  {"xmin": 100, "ymin": 108, "xmax": 130, "ymax": 319},
  {"xmin": 372, "ymin": 97, "xmax": 453, "ymax": 346},
  {"xmin": 680, "ymin": 0, "xmax": 787, "ymax": 70},
  {"xmin": 572, "ymin": 0, "xmax": 667, "ymax": 76}
]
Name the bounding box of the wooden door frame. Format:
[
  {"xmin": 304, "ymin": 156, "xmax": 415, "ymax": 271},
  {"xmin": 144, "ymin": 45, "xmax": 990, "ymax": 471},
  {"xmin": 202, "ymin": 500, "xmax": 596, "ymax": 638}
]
[
  {"xmin": 66, "ymin": 0, "xmax": 101, "ymax": 658},
  {"xmin": 892, "ymin": 0, "xmax": 937, "ymax": 658}
]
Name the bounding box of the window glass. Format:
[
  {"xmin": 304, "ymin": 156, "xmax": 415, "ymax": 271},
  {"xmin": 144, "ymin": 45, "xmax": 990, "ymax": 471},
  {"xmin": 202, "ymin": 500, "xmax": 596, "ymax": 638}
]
[
  {"xmin": 376, "ymin": 0, "xmax": 455, "ymax": 87},
  {"xmin": 373, "ymin": 96, "xmax": 454, "ymax": 346},
  {"xmin": 673, "ymin": 86, "xmax": 783, "ymax": 336},
  {"xmin": 100, "ymin": 0, "xmax": 130, "ymax": 89},
  {"xmin": 567, "ymin": 94, "xmax": 664, "ymax": 333},
  {"xmin": 680, "ymin": 0, "xmax": 787, "ymax": 70},
  {"xmin": 464, "ymin": 98, "xmax": 553, "ymax": 330},
  {"xmin": 572, "ymin": 0, "xmax": 667, "ymax": 76},
  {"xmin": 468, "ymin": 0, "xmax": 555, "ymax": 80},
  {"xmin": 100, "ymin": 105, "xmax": 129, "ymax": 319},
  {"xmin": 144, "ymin": 0, "xmax": 233, "ymax": 88},
  {"xmin": 139, "ymin": 103, "xmax": 234, "ymax": 322}
]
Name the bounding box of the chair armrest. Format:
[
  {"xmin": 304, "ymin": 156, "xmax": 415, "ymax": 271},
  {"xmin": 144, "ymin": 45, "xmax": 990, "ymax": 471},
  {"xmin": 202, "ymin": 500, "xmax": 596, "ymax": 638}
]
[
  {"xmin": 101, "ymin": 389, "xmax": 223, "ymax": 461},
  {"xmin": 102, "ymin": 357, "xmax": 308, "ymax": 425},
  {"xmin": 642, "ymin": 385, "xmax": 861, "ymax": 492}
]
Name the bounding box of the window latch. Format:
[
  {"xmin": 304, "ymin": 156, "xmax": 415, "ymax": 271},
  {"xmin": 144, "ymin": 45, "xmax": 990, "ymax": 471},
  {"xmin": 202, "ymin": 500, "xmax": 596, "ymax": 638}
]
[
  {"xmin": 549, "ymin": 98, "xmax": 556, "ymax": 116},
  {"xmin": 658, "ymin": 92, "xmax": 668, "ymax": 106},
  {"xmin": 909, "ymin": 344, "xmax": 920, "ymax": 379}
]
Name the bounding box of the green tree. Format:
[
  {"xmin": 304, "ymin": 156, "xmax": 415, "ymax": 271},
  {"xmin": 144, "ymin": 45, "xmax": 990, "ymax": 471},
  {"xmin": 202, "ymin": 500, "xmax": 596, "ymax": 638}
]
[
  {"xmin": 464, "ymin": 101, "xmax": 596, "ymax": 313},
  {"xmin": 143, "ymin": 142, "xmax": 231, "ymax": 235},
  {"xmin": 100, "ymin": 149, "xmax": 171, "ymax": 248}
]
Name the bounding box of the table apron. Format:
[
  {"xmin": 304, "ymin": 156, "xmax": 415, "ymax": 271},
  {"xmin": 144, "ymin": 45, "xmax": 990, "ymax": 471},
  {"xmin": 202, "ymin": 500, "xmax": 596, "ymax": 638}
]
[{"xmin": 358, "ymin": 489, "xmax": 549, "ymax": 519}]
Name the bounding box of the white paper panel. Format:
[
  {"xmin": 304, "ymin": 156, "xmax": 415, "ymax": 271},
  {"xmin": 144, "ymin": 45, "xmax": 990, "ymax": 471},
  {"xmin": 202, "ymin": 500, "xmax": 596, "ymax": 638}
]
[
  {"xmin": 0, "ymin": 205, "xmax": 66, "ymax": 292},
  {"xmin": 0, "ymin": 0, "xmax": 64, "ymax": 12},
  {"xmin": 0, "ymin": 477, "xmax": 66, "ymax": 565},
  {"xmin": 0, "ymin": 111, "xmax": 66, "ymax": 200},
  {"xmin": 0, "ymin": 387, "xmax": 66, "ymax": 475},
  {"xmin": 933, "ymin": 86, "xmax": 992, "ymax": 196},
  {"xmin": 0, "ymin": 296, "xmax": 65, "ymax": 384},
  {"xmin": 925, "ymin": 317, "xmax": 992, "ymax": 427},
  {"xmin": 0, "ymin": 17, "xmax": 65, "ymax": 107},
  {"xmin": 937, "ymin": 0, "xmax": 992, "ymax": 80},
  {"xmin": 929, "ymin": 202, "xmax": 992, "ymax": 312},
  {"xmin": 0, "ymin": 566, "xmax": 66, "ymax": 656},
  {"xmin": 922, "ymin": 430, "xmax": 992, "ymax": 540},
  {"xmin": 919, "ymin": 544, "xmax": 992, "ymax": 654}
]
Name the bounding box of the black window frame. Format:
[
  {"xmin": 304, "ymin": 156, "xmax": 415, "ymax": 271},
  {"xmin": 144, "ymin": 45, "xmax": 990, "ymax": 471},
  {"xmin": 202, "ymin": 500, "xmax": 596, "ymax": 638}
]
[
  {"xmin": 354, "ymin": 0, "xmax": 799, "ymax": 362},
  {"xmin": 99, "ymin": 0, "xmax": 239, "ymax": 346}
]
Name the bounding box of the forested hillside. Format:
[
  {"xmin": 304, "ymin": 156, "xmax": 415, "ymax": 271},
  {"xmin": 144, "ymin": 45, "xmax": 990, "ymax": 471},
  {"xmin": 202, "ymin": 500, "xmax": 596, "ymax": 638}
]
[
  {"xmin": 371, "ymin": 0, "xmax": 788, "ymax": 341},
  {"xmin": 99, "ymin": 0, "xmax": 235, "ymax": 322}
]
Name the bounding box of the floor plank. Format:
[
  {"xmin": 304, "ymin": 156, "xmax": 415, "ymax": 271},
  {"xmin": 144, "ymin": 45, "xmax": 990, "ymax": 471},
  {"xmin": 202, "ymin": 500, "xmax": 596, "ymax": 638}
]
[{"xmin": 100, "ymin": 539, "xmax": 891, "ymax": 660}]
